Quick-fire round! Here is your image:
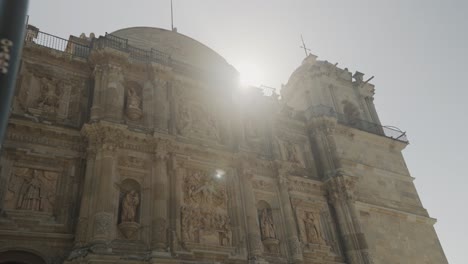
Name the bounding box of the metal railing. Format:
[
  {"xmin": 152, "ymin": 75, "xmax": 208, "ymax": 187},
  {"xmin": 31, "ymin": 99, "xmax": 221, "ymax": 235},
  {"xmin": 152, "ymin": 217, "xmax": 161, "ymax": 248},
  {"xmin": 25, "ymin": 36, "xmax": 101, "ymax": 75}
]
[
  {"xmin": 25, "ymin": 30, "xmax": 90, "ymax": 58},
  {"xmin": 22, "ymin": 29, "xmax": 262, "ymax": 92},
  {"xmin": 306, "ymin": 105, "xmax": 408, "ymax": 143}
]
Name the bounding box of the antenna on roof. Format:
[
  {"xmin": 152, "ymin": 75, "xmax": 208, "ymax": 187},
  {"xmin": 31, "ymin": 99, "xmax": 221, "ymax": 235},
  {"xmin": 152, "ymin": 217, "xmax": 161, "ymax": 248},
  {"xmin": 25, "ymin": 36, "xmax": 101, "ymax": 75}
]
[{"xmin": 170, "ymin": 0, "xmax": 175, "ymax": 31}]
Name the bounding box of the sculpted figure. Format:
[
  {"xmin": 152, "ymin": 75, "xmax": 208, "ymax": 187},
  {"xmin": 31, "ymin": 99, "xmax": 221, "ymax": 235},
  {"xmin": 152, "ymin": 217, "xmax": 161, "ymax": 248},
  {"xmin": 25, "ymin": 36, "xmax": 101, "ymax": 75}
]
[
  {"xmin": 260, "ymin": 208, "xmax": 276, "ymax": 239},
  {"xmin": 38, "ymin": 78, "xmax": 62, "ymax": 113},
  {"xmin": 285, "ymin": 142, "xmax": 300, "ymax": 163},
  {"xmin": 219, "ymin": 215, "xmax": 231, "ymax": 246},
  {"xmin": 121, "ymin": 190, "xmax": 140, "ymax": 222},
  {"xmin": 304, "ymin": 212, "xmax": 321, "ymax": 244},
  {"xmin": 127, "ymin": 85, "xmax": 141, "ymax": 109},
  {"xmin": 17, "ymin": 170, "xmax": 43, "ymax": 211}
]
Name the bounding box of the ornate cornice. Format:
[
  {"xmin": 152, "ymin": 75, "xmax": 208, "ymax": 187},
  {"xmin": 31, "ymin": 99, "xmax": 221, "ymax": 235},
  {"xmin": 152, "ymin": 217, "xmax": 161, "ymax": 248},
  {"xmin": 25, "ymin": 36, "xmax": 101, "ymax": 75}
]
[{"xmin": 5, "ymin": 118, "xmax": 84, "ymax": 153}]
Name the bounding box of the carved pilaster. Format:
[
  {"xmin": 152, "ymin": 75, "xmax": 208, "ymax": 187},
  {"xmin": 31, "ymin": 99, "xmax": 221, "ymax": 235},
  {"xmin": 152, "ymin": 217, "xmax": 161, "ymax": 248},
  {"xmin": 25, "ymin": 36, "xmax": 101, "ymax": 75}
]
[
  {"xmin": 239, "ymin": 160, "xmax": 263, "ymax": 259},
  {"xmin": 276, "ymin": 162, "xmax": 303, "ymax": 263},
  {"xmin": 151, "ymin": 140, "xmax": 169, "ymax": 252},
  {"xmin": 308, "ymin": 117, "xmax": 342, "ymax": 177},
  {"xmin": 325, "ymin": 175, "xmax": 373, "ymax": 264},
  {"xmin": 81, "ymin": 123, "xmax": 122, "ymax": 243},
  {"xmin": 91, "ymin": 64, "xmax": 104, "ymax": 120},
  {"xmin": 102, "ymin": 64, "xmax": 125, "ymax": 122}
]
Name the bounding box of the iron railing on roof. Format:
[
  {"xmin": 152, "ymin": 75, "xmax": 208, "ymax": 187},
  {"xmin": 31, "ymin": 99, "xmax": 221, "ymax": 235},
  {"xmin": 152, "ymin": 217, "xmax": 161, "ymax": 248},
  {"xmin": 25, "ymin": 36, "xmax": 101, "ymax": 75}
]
[
  {"xmin": 25, "ymin": 30, "xmax": 90, "ymax": 58},
  {"xmin": 22, "ymin": 29, "xmax": 256, "ymax": 93},
  {"xmin": 306, "ymin": 105, "xmax": 408, "ymax": 143}
]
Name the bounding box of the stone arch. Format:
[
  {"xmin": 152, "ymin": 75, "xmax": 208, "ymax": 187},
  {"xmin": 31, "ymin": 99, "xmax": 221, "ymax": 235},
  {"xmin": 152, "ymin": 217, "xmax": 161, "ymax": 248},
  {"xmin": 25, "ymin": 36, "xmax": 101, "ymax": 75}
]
[{"xmin": 0, "ymin": 250, "xmax": 46, "ymax": 264}]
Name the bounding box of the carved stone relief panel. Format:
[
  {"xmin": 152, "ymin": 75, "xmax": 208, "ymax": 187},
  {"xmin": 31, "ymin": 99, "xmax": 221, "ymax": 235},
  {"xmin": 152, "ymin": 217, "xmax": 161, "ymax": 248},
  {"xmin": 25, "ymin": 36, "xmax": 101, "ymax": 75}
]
[
  {"xmin": 294, "ymin": 202, "xmax": 342, "ymax": 256},
  {"xmin": 281, "ymin": 140, "xmax": 304, "ymax": 167},
  {"xmin": 180, "ymin": 168, "xmax": 231, "ymax": 247},
  {"xmin": 118, "ymin": 155, "xmax": 146, "ymax": 170},
  {"xmin": 14, "ymin": 63, "xmax": 86, "ymax": 126},
  {"xmin": 176, "ymin": 100, "xmax": 221, "ymax": 141},
  {"xmin": 174, "ymin": 84, "xmax": 225, "ymax": 143},
  {"xmin": 4, "ymin": 167, "xmax": 58, "ymax": 213}
]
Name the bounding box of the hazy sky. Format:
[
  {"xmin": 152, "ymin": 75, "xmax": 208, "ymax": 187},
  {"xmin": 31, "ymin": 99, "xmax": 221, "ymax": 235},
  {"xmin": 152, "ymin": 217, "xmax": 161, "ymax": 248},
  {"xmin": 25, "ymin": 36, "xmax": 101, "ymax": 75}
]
[{"xmin": 29, "ymin": 1, "xmax": 467, "ymax": 263}]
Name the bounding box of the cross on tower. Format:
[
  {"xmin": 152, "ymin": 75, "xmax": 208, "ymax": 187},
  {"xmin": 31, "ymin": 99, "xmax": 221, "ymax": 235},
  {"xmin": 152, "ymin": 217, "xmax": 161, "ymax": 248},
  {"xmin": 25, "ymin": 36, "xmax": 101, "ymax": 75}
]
[{"xmin": 300, "ymin": 34, "xmax": 311, "ymax": 57}]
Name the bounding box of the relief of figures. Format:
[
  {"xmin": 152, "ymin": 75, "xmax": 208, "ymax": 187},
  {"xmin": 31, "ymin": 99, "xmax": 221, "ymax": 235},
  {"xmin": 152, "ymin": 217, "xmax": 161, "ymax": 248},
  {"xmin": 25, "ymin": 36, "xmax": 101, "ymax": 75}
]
[
  {"xmin": 301, "ymin": 211, "xmax": 325, "ymax": 245},
  {"xmin": 37, "ymin": 77, "xmax": 63, "ymax": 114},
  {"xmin": 284, "ymin": 141, "xmax": 301, "ymax": 164},
  {"xmin": 4, "ymin": 167, "xmax": 58, "ymax": 212},
  {"xmin": 181, "ymin": 169, "xmax": 231, "ymax": 246},
  {"xmin": 176, "ymin": 101, "xmax": 220, "ymax": 141}
]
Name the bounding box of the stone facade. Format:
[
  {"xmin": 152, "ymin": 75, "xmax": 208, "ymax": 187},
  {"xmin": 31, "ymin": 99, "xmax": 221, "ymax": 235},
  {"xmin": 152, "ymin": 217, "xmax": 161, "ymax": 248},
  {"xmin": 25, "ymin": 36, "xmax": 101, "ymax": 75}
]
[{"xmin": 0, "ymin": 26, "xmax": 447, "ymax": 264}]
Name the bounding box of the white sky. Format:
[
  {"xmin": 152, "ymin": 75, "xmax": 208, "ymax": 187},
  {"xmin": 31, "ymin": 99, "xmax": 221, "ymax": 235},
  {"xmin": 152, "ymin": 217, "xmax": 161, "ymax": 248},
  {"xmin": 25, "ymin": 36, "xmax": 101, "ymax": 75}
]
[{"xmin": 28, "ymin": 1, "xmax": 467, "ymax": 263}]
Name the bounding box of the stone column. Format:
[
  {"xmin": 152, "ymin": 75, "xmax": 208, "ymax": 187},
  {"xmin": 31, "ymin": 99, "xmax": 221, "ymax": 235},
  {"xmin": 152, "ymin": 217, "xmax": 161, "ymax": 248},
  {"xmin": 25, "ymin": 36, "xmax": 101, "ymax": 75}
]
[
  {"xmin": 74, "ymin": 147, "xmax": 97, "ymax": 246},
  {"xmin": 308, "ymin": 118, "xmax": 341, "ymax": 177},
  {"xmin": 240, "ymin": 166, "xmax": 263, "ymax": 260},
  {"xmin": 90, "ymin": 65, "xmax": 103, "ymax": 121},
  {"xmin": 82, "ymin": 124, "xmax": 122, "ymax": 244},
  {"xmin": 103, "ymin": 64, "xmax": 125, "ymax": 122},
  {"xmin": 277, "ymin": 165, "xmax": 303, "ymax": 263},
  {"xmin": 326, "ymin": 175, "xmax": 373, "ymax": 264},
  {"xmin": 91, "ymin": 142, "xmax": 117, "ymax": 243},
  {"xmin": 151, "ymin": 140, "xmax": 169, "ymax": 253}
]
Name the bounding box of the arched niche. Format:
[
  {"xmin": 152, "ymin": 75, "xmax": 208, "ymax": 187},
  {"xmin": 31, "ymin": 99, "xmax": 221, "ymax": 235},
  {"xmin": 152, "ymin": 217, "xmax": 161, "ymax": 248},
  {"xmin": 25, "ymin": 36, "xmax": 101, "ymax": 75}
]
[
  {"xmin": 256, "ymin": 200, "xmax": 280, "ymax": 254},
  {"xmin": 117, "ymin": 178, "xmax": 141, "ymax": 239},
  {"xmin": 342, "ymin": 100, "xmax": 360, "ymax": 124},
  {"xmin": 0, "ymin": 250, "xmax": 46, "ymax": 264}
]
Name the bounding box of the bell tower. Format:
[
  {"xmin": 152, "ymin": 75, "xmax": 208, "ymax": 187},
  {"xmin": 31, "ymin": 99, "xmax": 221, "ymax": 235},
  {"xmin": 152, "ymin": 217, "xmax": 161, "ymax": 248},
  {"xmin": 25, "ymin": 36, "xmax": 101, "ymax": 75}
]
[{"xmin": 281, "ymin": 54, "xmax": 447, "ymax": 263}]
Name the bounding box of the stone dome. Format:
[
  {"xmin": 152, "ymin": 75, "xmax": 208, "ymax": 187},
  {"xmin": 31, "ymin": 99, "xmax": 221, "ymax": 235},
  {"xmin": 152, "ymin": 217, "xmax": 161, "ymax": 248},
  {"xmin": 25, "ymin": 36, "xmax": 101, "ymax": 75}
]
[{"xmin": 111, "ymin": 27, "xmax": 234, "ymax": 73}]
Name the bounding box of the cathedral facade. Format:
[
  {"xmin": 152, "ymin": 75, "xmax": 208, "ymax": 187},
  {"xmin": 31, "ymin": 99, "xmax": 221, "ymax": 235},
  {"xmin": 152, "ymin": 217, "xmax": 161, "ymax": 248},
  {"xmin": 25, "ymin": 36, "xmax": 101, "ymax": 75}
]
[{"xmin": 0, "ymin": 26, "xmax": 447, "ymax": 264}]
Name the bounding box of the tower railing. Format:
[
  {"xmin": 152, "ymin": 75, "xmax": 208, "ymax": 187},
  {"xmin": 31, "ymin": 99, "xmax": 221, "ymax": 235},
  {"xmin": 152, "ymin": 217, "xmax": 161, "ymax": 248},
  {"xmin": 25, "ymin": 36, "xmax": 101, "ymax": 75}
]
[
  {"xmin": 306, "ymin": 105, "xmax": 408, "ymax": 143},
  {"xmin": 24, "ymin": 30, "xmax": 90, "ymax": 58}
]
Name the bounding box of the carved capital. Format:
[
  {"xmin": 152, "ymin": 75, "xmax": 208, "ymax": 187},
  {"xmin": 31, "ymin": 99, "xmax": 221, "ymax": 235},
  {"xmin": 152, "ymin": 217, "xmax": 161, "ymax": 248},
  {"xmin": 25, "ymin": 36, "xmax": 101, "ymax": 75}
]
[
  {"xmin": 325, "ymin": 175, "xmax": 357, "ymax": 203},
  {"xmin": 153, "ymin": 139, "xmax": 169, "ymax": 161},
  {"xmin": 93, "ymin": 212, "xmax": 113, "ymax": 240},
  {"xmin": 82, "ymin": 123, "xmax": 124, "ymax": 152},
  {"xmin": 92, "ymin": 64, "xmax": 104, "ymax": 77}
]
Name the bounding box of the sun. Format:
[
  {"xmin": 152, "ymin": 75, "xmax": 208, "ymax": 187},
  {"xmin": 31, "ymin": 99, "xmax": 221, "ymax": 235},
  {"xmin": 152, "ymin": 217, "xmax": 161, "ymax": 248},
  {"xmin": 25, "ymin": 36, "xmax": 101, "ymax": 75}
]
[{"xmin": 235, "ymin": 61, "xmax": 265, "ymax": 87}]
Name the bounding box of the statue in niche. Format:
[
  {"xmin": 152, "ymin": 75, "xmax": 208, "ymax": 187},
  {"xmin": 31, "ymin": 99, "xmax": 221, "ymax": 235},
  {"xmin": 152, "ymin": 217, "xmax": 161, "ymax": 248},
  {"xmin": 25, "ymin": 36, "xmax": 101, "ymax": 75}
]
[
  {"xmin": 37, "ymin": 77, "xmax": 62, "ymax": 113},
  {"xmin": 259, "ymin": 208, "xmax": 276, "ymax": 240},
  {"xmin": 121, "ymin": 190, "xmax": 140, "ymax": 222},
  {"xmin": 303, "ymin": 212, "xmax": 322, "ymax": 244},
  {"xmin": 285, "ymin": 142, "xmax": 300, "ymax": 163},
  {"xmin": 126, "ymin": 85, "xmax": 143, "ymax": 120},
  {"xmin": 127, "ymin": 86, "xmax": 141, "ymax": 109},
  {"xmin": 17, "ymin": 170, "xmax": 43, "ymax": 211}
]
